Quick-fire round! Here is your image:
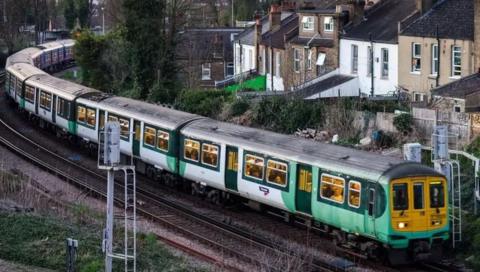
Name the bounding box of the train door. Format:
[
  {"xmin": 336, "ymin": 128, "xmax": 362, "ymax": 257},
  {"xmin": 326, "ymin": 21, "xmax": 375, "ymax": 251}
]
[
  {"xmin": 98, "ymin": 110, "xmax": 105, "ymax": 133},
  {"xmin": 364, "ymin": 186, "xmax": 376, "ymax": 237},
  {"xmin": 411, "ymin": 180, "xmax": 428, "ymax": 231},
  {"xmin": 295, "ymin": 164, "xmax": 312, "ymax": 214},
  {"xmin": 52, "ymin": 95, "xmax": 57, "ymax": 123},
  {"xmin": 132, "ymin": 120, "xmax": 141, "ymax": 157},
  {"xmin": 225, "ymin": 145, "xmax": 238, "ymax": 191}
]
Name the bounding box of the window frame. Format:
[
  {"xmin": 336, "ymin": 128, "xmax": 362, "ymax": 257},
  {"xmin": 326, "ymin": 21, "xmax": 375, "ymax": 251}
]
[
  {"xmin": 275, "ymin": 51, "xmax": 281, "ymax": 76},
  {"xmin": 411, "ymin": 43, "xmax": 422, "ymax": 73},
  {"xmin": 294, "ymin": 48, "xmax": 301, "ymax": 73},
  {"xmin": 413, "ymin": 181, "xmax": 425, "ymax": 210},
  {"xmin": 265, "ymin": 159, "xmax": 288, "ymax": 187},
  {"xmin": 392, "ymin": 183, "xmax": 409, "ymax": 211},
  {"xmin": 184, "ymin": 139, "xmax": 201, "ymax": 162},
  {"xmin": 201, "ymin": 63, "xmax": 211, "ymax": 80},
  {"xmin": 306, "ymin": 49, "xmax": 312, "ymax": 70},
  {"xmin": 320, "ymin": 173, "xmax": 346, "ymax": 204},
  {"xmin": 77, "ymin": 104, "xmax": 96, "ymax": 129},
  {"xmin": 451, "ymin": 45, "xmax": 462, "ymax": 77},
  {"xmin": 348, "ymin": 180, "xmax": 362, "ymax": 208},
  {"xmin": 431, "ymin": 44, "xmax": 439, "ymax": 75},
  {"xmin": 244, "ymin": 154, "xmax": 265, "ymax": 181},
  {"xmin": 381, "ymin": 48, "xmax": 389, "ymax": 78},
  {"xmin": 201, "ymin": 143, "xmax": 219, "ymax": 168},
  {"xmin": 302, "ymin": 16, "xmax": 314, "ymax": 31},
  {"xmin": 39, "ymin": 90, "xmax": 52, "ymax": 111},
  {"xmin": 56, "ymin": 97, "xmax": 71, "ymax": 120},
  {"xmin": 323, "ymin": 16, "xmax": 334, "ymax": 32},
  {"xmin": 351, "ymin": 45, "xmax": 358, "ymax": 74},
  {"xmin": 226, "ymin": 62, "xmax": 234, "ymax": 77}
]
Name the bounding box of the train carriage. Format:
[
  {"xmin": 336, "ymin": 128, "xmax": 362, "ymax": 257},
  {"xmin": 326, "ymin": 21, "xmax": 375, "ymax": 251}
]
[
  {"xmin": 25, "ymin": 75, "xmax": 99, "ymax": 133},
  {"xmin": 5, "ymin": 63, "xmax": 46, "ymax": 105},
  {"xmin": 5, "ymin": 47, "xmax": 42, "ymax": 67},
  {"xmin": 96, "ymin": 97, "xmax": 201, "ymax": 174},
  {"xmin": 60, "ymin": 39, "xmax": 75, "ymax": 65},
  {"xmin": 180, "ymin": 118, "xmax": 448, "ymax": 263},
  {"xmin": 37, "ymin": 41, "xmax": 64, "ymax": 70}
]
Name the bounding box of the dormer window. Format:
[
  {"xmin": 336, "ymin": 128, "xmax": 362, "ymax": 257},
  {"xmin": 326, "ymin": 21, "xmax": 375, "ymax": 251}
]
[
  {"xmin": 302, "ymin": 16, "xmax": 314, "ymax": 31},
  {"xmin": 324, "ymin": 16, "xmax": 334, "ymax": 32}
]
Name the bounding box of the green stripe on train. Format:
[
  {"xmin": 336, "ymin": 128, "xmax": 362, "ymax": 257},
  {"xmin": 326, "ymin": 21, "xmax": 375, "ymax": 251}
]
[
  {"xmin": 167, "ymin": 155, "xmax": 177, "ymax": 173},
  {"xmin": 281, "ymin": 162, "xmax": 297, "ymax": 212},
  {"xmin": 68, "ymin": 121, "xmax": 76, "ymax": 135},
  {"xmin": 19, "ymin": 98, "xmax": 25, "ymax": 109}
]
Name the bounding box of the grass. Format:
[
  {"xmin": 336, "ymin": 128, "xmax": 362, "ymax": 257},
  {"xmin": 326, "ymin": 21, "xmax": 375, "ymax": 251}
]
[{"xmin": 0, "ymin": 212, "xmax": 205, "ymax": 271}]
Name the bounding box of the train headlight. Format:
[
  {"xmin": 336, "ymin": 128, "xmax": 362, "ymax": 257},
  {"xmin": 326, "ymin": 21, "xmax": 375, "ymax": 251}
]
[
  {"xmin": 432, "ymin": 220, "xmax": 441, "ymax": 226},
  {"xmin": 398, "ymin": 222, "xmax": 407, "ymax": 229}
]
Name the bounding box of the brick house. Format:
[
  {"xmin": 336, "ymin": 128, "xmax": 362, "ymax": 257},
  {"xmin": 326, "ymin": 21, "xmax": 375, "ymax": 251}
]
[
  {"xmin": 177, "ymin": 28, "xmax": 243, "ymax": 89},
  {"xmin": 398, "ymin": 0, "xmax": 475, "ymax": 102}
]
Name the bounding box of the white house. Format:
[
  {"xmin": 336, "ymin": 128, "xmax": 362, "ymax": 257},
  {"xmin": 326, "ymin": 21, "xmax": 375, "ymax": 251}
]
[{"xmin": 339, "ymin": 0, "xmax": 417, "ymax": 97}]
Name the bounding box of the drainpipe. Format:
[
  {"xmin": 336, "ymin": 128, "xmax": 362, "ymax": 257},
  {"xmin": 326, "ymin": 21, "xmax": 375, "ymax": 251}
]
[
  {"xmin": 436, "ymin": 25, "xmax": 441, "ymax": 88},
  {"xmin": 370, "ymin": 33, "xmax": 374, "ymax": 97}
]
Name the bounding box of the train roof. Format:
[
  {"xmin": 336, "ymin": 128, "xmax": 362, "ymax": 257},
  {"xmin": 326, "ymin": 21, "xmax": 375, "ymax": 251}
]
[
  {"xmin": 5, "ymin": 47, "xmax": 42, "ymax": 67},
  {"xmin": 98, "ymin": 96, "xmax": 201, "ymax": 130},
  {"xmin": 6, "ymin": 63, "xmax": 47, "ymax": 81},
  {"xmin": 60, "ymin": 39, "xmax": 75, "ymax": 47},
  {"xmin": 26, "ymin": 74, "xmax": 100, "ymax": 100},
  {"xmin": 38, "ymin": 41, "xmax": 64, "ymax": 51},
  {"xmin": 181, "ymin": 118, "xmax": 436, "ymax": 182}
]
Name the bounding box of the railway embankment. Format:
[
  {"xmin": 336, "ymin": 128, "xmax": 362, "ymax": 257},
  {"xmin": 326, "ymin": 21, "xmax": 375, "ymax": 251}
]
[{"xmin": 0, "ymin": 150, "xmax": 209, "ymax": 272}]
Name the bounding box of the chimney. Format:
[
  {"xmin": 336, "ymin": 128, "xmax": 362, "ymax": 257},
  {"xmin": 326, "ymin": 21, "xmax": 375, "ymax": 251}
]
[
  {"xmin": 269, "ymin": 4, "xmax": 282, "ymax": 31},
  {"xmin": 351, "ymin": 0, "xmax": 366, "ymax": 25},
  {"xmin": 416, "ymin": 0, "xmax": 434, "ymax": 15},
  {"xmin": 255, "ymin": 13, "xmax": 262, "ymax": 72},
  {"xmin": 475, "ymin": 0, "xmax": 480, "ymax": 72}
]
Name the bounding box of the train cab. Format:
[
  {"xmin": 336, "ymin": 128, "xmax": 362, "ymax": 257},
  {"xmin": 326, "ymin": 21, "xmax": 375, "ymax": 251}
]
[{"xmin": 385, "ymin": 165, "xmax": 449, "ymax": 264}]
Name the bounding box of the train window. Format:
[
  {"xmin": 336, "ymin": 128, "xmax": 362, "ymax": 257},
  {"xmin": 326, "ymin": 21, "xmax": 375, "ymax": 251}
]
[
  {"xmin": 266, "ymin": 160, "xmax": 288, "ymax": 186},
  {"xmin": 227, "ymin": 150, "xmax": 238, "ymax": 171},
  {"xmin": 348, "ymin": 181, "xmax": 361, "ymax": 208},
  {"xmin": 244, "ymin": 154, "xmax": 264, "ymax": 180},
  {"xmin": 57, "ymin": 98, "xmax": 70, "ymax": 119},
  {"xmin": 39, "ymin": 91, "xmax": 51, "ymax": 111},
  {"xmin": 413, "ymin": 182, "xmax": 424, "ymax": 210},
  {"xmin": 86, "ymin": 108, "xmax": 96, "ymax": 127},
  {"xmin": 368, "ymin": 189, "xmax": 375, "ymax": 216},
  {"xmin": 202, "ymin": 144, "xmax": 219, "ymax": 167},
  {"xmin": 119, "ymin": 118, "xmax": 130, "ymax": 139},
  {"xmin": 144, "ymin": 126, "xmax": 156, "ymax": 147},
  {"xmin": 9, "ymin": 76, "xmax": 14, "ymax": 92},
  {"xmin": 156, "ymin": 130, "xmax": 169, "ymax": 152},
  {"xmin": 77, "ymin": 106, "xmax": 86, "ymax": 123},
  {"xmin": 320, "ymin": 174, "xmax": 345, "ymax": 204},
  {"xmin": 184, "ymin": 139, "xmax": 200, "ymax": 162},
  {"xmin": 25, "ymin": 85, "xmax": 35, "ymax": 103},
  {"xmin": 298, "ymin": 168, "xmax": 312, "ymax": 193},
  {"xmin": 430, "ymin": 181, "xmax": 445, "ymax": 208},
  {"xmin": 393, "ymin": 183, "xmax": 408, "ymax": 210}
]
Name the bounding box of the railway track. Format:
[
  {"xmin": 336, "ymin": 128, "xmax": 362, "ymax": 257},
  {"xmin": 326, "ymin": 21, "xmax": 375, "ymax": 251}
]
[{"xmin": 0, "ymin": 110, "xmax": 349, "ymax": 271}]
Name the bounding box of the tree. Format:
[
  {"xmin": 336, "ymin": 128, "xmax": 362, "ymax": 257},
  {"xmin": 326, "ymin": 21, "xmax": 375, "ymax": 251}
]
[
  {"xmin": 64, "ymin": 0, "xmax": 76, "ymax": 29},
  {"xmin": 75, "ymin": 0, "xmax": 90, "ymax": 28},
  {"xmin": 74, "ymin": 30, "xmax": 109, "ymax": 90}
]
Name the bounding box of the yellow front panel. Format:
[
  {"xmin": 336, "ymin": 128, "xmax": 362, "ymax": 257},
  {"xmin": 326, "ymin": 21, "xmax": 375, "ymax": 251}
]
[{"xmin": 391, "ymin": 177, "xmax": 447, "ymax": 232}]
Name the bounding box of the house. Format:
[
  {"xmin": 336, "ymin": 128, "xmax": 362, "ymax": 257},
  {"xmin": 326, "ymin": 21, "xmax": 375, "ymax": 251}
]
[
  {"xmin": 177, "ymin": 28, "xmax": 244, "ymax": 89},
  {"xmin": 431, "ymin": 72, "xmax": 480, "ymax": 113},
  {"xmin": 339, "ymin": 0, "xmax": 418, "ymax": 96},
  {"xmin": 398, "ymin": 0, "xmax": 475, "ymax": 102}
]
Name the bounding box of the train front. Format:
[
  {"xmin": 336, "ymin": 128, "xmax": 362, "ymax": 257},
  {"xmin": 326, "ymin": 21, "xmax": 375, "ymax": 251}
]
[{"xmin": 384, "ymin": 164, "xmax": 449, "ymax": 264}]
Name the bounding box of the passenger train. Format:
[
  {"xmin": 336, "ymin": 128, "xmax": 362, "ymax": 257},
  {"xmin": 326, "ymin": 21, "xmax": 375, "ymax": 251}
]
[{"xmin": 4, "ymin": 40, "xmax": 449, "ymax": 264}]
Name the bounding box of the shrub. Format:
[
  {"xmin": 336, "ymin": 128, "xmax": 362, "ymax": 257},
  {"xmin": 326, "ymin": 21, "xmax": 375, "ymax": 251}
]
[
  {"xmin": 175, "ymin": 89, "xmax": 232, "ymax": 118},
  {"xmin": 229, "ymin": 98, "xmax": 250, "ymax": 117},
  {"xmin": 393, "ymin": 113, "xmax": 413, "ymax": 133}
]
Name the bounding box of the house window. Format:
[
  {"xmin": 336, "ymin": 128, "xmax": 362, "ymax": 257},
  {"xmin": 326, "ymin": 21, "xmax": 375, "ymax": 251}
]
[
  {"xmin": 454, "ymin": 105, "xmax": 461, "ymax": 113},
  {"xmin": 414, "ymin": 93, "xmax": 424, "ymax": 102},
  {"xmin": 412, "ymin": 43, "xmax": 421, "ymax": 72},
  {"xmin": 294, "ymin": 48, "xmax": 301, "ymax": 73},
  {"xmin": 302, "ymin": 16, "xmax": 314, "ymax": 31},
  {"xmin": 306, "ymin": 49, "xmax": 312, "ymax": 70},
  {"xmin": 381, "ymin": 48, "xmax": 389, "ymax": 78},
  {"xmin": 324, "ymin": 16, "xmax": 334, "ymax": 32},
  {"xmin": 367, "ymin": 46, "xmax": 373, "ymax": 76},
  {"xmin": 351, "ymin": 45, "xmax": 358, "ymax": 74},
  {"xmin": 452, "ymin": 46, "xmax": 462, "ymax": 77},
  {"xmin": 275, "ymin": 51, "xmax": 281, "ymax": 76},
  {"xmin": 201, "ymin": 63, "xmax": 211, "ymax": 80},
  {"xmin": 432, "ymin": 44, "xmax": 439, "ymax": 75},
  {"xmin": 226, "ymin": 62, "xmax": 234, "ymax": 77}
]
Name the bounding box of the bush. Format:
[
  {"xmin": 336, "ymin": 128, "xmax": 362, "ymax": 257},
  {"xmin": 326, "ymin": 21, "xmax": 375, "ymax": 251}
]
[
  {"xmin": 175, "ymin": 89, "xmax": 232, "ymax": 118},
  {"xmin": 229, "ymin": 98, "xmax": 250, "ymax": 117},
  {"xmin": 393, "ymin": 113, "xmax": 413, "ymax": 133}
]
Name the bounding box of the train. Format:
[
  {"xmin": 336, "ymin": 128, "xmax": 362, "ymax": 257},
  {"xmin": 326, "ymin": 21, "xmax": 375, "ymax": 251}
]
[{"xmin": 4, "ymin": 40, "xmax": 449, "ymax": 265}]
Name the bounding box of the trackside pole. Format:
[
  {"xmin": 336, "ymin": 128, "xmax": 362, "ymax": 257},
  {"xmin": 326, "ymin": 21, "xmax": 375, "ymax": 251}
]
[{"xmin": 105, "ymin": 168, "xmax": 114, "ymax": 272}]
